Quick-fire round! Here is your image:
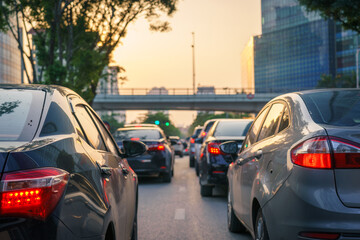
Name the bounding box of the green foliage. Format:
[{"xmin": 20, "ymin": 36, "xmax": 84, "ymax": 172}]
[
  {"xmin": 317, "ymin": 73, "xmax": 356, "ymax": 88},
  {"xmin": 141, "ymin": 112, "xmax": 181, "ymax": 137},
  {"xmin": 298, "ymin": 0, "xmax": 360, "ymax": 33},
  {"xmin": 100, "ymin": 113, "xmax": 124, "ymax": 134},
  {"xmin": 188, "ymin": 112, "xmax": 251, "ymax": 136},
  {"xmin": 0, "ymin": 0, "xmax": 178, "ymax": 104}
]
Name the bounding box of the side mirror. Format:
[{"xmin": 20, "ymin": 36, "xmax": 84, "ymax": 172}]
[
  {"xmin": 121, "ymin": 140, "xmax": 148, "ymax": 158},
  {"xmin": 219, "ymin": 141, "xmax": 239, "ymax": 154},
  {"xmin": 195, "ymin": 138, "xmax": 203, "ymax": 144}
]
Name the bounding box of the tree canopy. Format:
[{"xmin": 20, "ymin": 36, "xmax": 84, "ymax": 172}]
[
  {"xmin": 317, "ymin": 73, "xmax": 356, "ymax": 88},
  {"xmin": 0, "ymin": 0, "xmax": 178, "ymax": 103},
  {"xmin": 141, "ymin": 112, "xmax": 181, "ymax": 137},
  {"xmin": 298, "ymin": 0, "xmax": 360, "ymax": 33}
]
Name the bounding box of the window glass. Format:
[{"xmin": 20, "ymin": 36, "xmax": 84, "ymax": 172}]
[
  {"xmin": 75, "ymin": 105, "xmax": 106, "ymax": 151},
  {"xmin": 0, "ymin": 89, "xmax": 45, "ymax": 141},
  {"xmin": 87, "ymin": 108, "xmax": 118, "ymax": 156},
  {"xmin": 244, "ymin": 107, "xmax": 269, "ymax": 149},
  {"xmin": 278, "ymin": 107, "xmax": 290, "ymax": 132},
  {"xmin": 301, "ymin": 90, "xmax": 360, "ymax": 126},
  {"xmin": 114, "ymin": 129, "xmax": 161, "ymax": 141},
  {"xmin": 257, "ymin": 103, "xmax": 284, "ymax": 141},
  {"xmin": 214, "ymin": 120, "xmax": 253, "ymax": 137},
  {"xmin": 40, "ymin": 102, "xmax": 75, "ymax": 137}
]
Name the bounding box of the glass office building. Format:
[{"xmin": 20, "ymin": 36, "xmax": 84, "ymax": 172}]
[
  {"xmin": 0, "ymin": 31, "xmax": 22, "ymax": 84},
  {"xmin": 252, "ymin": 0, "xmax": 336, "ymax": 93}
]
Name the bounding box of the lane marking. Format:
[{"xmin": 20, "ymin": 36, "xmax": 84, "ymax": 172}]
[
  {"xmin": 179, "ymin": 186, "xmax": 186, "ymax": 192},
  {"xmin": 174, "ymin": 208, "xmax": 185, "ymax": 220}
]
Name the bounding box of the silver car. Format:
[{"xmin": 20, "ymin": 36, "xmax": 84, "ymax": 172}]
[{"xmin": 225, "ymin": 89, "xmax": 360, "ymax": 240}]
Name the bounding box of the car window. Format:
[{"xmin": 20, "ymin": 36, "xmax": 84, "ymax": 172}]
[
  {"xmin": 257, "ymin": 103, "xmax": 284, "ymax": 141},
  {"xmin": 86, "ymin": 107, "xmax": 119, "ymax": 156},
  {"xmin": 40, "ymin": 102, "xmax": 75, "ymax": 137},
  {"xmin": 278, "ymin": 106, "xmax": 290, "ymax": 132},
  {"xmin": 114, "ymin": 129, "xmax": 162, "ymax": 141},
  {"xmin": 74, "ymin": 105, "xmax": 106, "ymax": 151},
  {"xmin": 301, "ymin": 90, "xmax": 360, "ymax": 126},
  {"xmin": 244, "ymin": 106, "xmax": 269, "ymax": 149},
  {"xmin": 214, "ymin": 120, "xmax": 253, "ymax": 137}
]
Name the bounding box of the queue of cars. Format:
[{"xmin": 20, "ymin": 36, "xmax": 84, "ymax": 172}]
[{"xmin": 2, "ymin": 84, "xmax": 359, "ymax": 240}]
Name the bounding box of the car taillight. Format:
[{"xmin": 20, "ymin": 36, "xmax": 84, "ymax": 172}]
[
  {"xmin": 291, "ymin": 136, "xmax": 360, "ymax": 169},
  {"xmin": 0, "ymin": 167, "xmax": 69, "ymax": 221},
  {"xmin": 208, "ymin": 142, "xmax": 222, "ymax": 155},
  {"xmin": 190, "ymin": 138, "xmax": 195, "ymax": 144},
  {"xmin": 201, "ymin": 132, "xmax": 207, "ymax": 137},
  {"xmin": 299, "ymin": 232, "xmax": 340, "ymax": 239},
  {"xmin": 148, "ymin": 144, "xmax": 165, "ymax": 151}
]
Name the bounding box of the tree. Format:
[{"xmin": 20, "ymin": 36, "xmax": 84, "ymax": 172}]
[
  {"xmin": 100, "ymin": 113, "xmax": 124, "ymax": 134},
  {"xmin": 0, "ymin": 0, "xmax": 178, "ymax": 103},
  {"xmin": 317, "ymin": 73, "xmax": 356, "ymax": 88},
  {"xmin": 141, "ymin": 112, "xmax": 181, "ymax": 136},
  {"xmin": 298, "ymin": 0, "xmax": 360, "ymax": 33}
]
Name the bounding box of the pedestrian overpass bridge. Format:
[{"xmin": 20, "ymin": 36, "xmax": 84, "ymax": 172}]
[{"xmin": 92, "ymin": 88, "xmax": 282, "ymax": 113}]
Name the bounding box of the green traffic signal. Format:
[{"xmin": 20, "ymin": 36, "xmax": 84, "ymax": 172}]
[
  {"xmin": 165, "ymin": 122, "xmax": 170, "ymax": 126},
  {"xmin": 155, "ymin": 120, "xmax": 160, "ymax": 125}
]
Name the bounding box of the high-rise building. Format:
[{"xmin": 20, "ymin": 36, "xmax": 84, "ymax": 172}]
[
  {"xmin": 242, "ymin": 0, "xmax": 337, "ymax": 93},
  {"xmin": 0, "ymin": 31, "xmax": 22, "ymax": 84},
  {"xmin": 241, "ymin": 37, "xmax": 255, "ymax": 93}
]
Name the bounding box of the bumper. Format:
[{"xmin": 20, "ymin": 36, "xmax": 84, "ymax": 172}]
[
  {"xmin": 262, "ymin": 167, "xmax": 360, "ymax": 240},
  {"xmin": 127, "ymin": 153, "xmax": 170, "ymax": 176},
  {"xmin": 203, "ymin": 165, "xmax": 228, "ymax": 186}
]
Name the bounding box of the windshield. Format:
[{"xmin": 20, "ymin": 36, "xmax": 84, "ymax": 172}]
[
  {"xmin": 0, "ymin": 89, "xmax": 45, "ymax": 141},
  {"xmin": 301, "ymin": 90, "xmax": 360, "ymax": 127},
  {"xmin": 214, "ymin": 120, "xmax": 253, "ymax": 137},
  {"xmin": 114, "ymin": 129, "xmax": 162, "ymax": 141}
]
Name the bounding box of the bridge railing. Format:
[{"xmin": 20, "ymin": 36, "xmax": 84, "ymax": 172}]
[{"xmin": 105, "ymin": 87, "xmax": 313, "ymax": 96}]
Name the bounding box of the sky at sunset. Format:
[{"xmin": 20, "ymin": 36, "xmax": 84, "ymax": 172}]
[{"xmin": 113, "ymin": 0, "xmax": 261, "ymax": 127}]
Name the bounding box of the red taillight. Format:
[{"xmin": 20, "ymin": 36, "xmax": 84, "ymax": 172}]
[
  {"xmin": 148, "ymin": 144, "xmax": 165, "ymax": 151},
  {"xmin": 190, "ymin": 138, "xmax": 195, "ymax": 144},
  {"xmin": 131, "ymin": 137, "xmax": 140, "ymax": 141},
  {"xmin": 201, "ymin": 132, "xmax": 206, "ymax": 137},
  {"xmin": 299, "ymin": 232, "xmax": 340, "ymax": 239},
  {"xmin": 291, "ymin": 137, "xmax": 332, "ymax": 169},
  {"xmin": 330, "ymin": 137, "xmax": 360, "ymax": 168},
  {"xmin": 291, "ymin": 136, "xmax": 360, "ymax": 169},
  {"xmin": 0, "ymin": 168, "xmax": 69, "ymax": 221},
  {"xmin": 208, "ymin": 142, "xmax": 222, "ymax": 155}
]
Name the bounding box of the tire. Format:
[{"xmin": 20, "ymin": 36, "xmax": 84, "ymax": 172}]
[
  {"xmin": 255, "ymin": 209, "xmax": 269, "ymax": 240},
  {"xmin": 189, "ymin": 158, "xmax": 195, "ymax": 167},
  {"xmin": 163, "ymin": 171, "xmax": 172, "ymax": 183},
  {"xmin": 180, "ymin": 153, "xmax": 184, "ymax": 158},
  {"xmin": 227, "ymin": 190, "xmax": 246, "ymax": 233},
  {"xmin": 200, "ymin": 185, "xmax": 212, "ymax": 197}
]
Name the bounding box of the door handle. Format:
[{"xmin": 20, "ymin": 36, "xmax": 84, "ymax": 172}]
[
  {"xmin": 255, "ymin": 149, "xmax": 263, "ymax": 158},
  {"xmin": 236, "ymin": 158, "xmax": 244, "ymax": 166},
  {"xmin": 119, "ymin": 163, "xmax": 130, "ymax": 176},
  {"xmin": 100, "ymin": 165, "xmax": 112, "ymax": 178}
]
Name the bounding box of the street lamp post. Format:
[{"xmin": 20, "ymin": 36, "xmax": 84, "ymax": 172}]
[
  {"xmin": 192, "ymin": 32, "xmax": 196, "ymax": 94},
  {"xmin": 356, "ymin": 48, "xmax": 360, "ymax": 88}
]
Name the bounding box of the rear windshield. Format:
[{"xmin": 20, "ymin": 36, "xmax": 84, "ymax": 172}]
[
  {"xmin": 0, "ymin": 89, "xmax": 45, "ymax": 141},
  {"xmin": 192, "ymin": 128, "xmax": 202, "ymax": 138},
  {"xmin": 204, "ymin": 121, "xmax": 215, "ymax": 132},
  {"xmin": 214, "ymin": 120, "xmax": 253, "ymax": 137},
  {"xmin": 114, "ymin": 129, "xmax": 162, "ymax": 141},
  {"xmin": 301, "ymin": 90, "xmax": 360, "ymax": 126}
]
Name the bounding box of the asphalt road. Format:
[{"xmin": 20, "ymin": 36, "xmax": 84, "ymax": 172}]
[{"xmin": 137, "ymin": 155, "xmax": 252, "ymax": 240}]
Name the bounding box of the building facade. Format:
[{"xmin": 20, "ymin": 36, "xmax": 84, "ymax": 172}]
[
  {"xmin": 240, "ymin": 37, "xmax": 255, "ymax": 93},
  {"xmin": 0, "ymin": 31, "xmax": 22, "ymax": 84}
]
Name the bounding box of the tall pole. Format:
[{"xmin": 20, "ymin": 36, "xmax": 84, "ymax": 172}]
[
  {"xmin": 192, "ymin": 32, "xmax": 196, "ymax": 94},
  {"xmin": 356, "ymin": 48, "xmax": 360, "ymax": 88}
]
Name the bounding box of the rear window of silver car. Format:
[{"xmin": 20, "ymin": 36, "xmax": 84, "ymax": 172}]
[
  {"xmin": 214, "ymin": 120, "xmax": 252, "ymax": 137},
  {"xmin": 0, "ymin": 89, "xmax": 45, "ymax": 141},
  {"xmin": 301, "ymin": 90, "xmax": 360, "ymax": 126},
  {"xmin": 114, "ymin": 129, "xmax": 162, "ymax": 140}
]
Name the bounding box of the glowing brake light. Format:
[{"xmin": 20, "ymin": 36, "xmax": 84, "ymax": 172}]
[
  {"xmin": 291, "ymin": 136, "xmax": 360, "ymax": 169},
  {"xmin": 208, "ymin": 142, "xmax": 222, "ymax": 155},
  {"xmin": 0, "ymin": 168, "xmax": 69, "ymax": 221},
  {"xmin": 148, "ymin": 144, "xmax": 165, "ymax": 151},
  {"xmin": 201, "ymin": 132, "xmax": 207, "ymax": 137},
  {"xmin": 190, "ymin": 138, "xmax": 195, "ymax": 144}
]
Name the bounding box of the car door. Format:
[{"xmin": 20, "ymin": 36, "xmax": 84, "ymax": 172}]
[
  {"xmin": 239, "ymin": 102, "xmax": 286, "ymax": 228},
  {"xmin": 70, "ymin": 98, "xmax": 128, "ymax": 239},
  {"xmin": 86, "ymin": 107, "xmax": 136, "ymax": 238},
  {"xmin": 232, "ymin": 106, "xmax": 269, "ymax": 219}
]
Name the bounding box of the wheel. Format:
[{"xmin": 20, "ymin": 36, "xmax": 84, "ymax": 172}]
[
  {"xmin": 172, "ymin": 168, "xmax": 174, "ymax": 176},
  {"xmin": 163, "ymin": 171, "xmax": 172, "ymax": 183},
  {"xmin": 200, "ymin": 185, "xmax": 212, "ymax": 197},
  {"xmin": 189, "ymin": 157, "xmax": 195, "ymax": 167},
  {"xmin": 227, "ymin": 190, "xmax": 246, "ymax": 233},
  {"xmin": 255, "ymin": 209, "xmax": 269, "ymax": 240}
]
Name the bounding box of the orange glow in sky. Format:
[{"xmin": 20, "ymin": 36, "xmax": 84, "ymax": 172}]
[{"xmin": 113, "ymin": 0, "xmax": 261, "ymax": 126}]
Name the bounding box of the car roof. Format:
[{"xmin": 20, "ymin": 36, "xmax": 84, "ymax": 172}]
[
  {"xmin": 0, "ymin": 84, "xmax": 80, "ymax": 97},
  {"xmin": 116, "ymin": 126, "xmax": 161, "ymax": 131}
]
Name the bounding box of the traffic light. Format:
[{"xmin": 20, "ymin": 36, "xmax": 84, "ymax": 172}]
[
  {"xmin": 165, "ymin": 122, "xmax": 170, "ymax": 126},
  {"xmin": 155, "ymin": 120, "xmax": 160, "ymax": 125}
]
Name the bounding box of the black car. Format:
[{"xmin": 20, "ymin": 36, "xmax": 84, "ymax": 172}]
[
  {"xmin": 198, "ymin": 119, "xmax": 252, "ymax": 197},
  {"xmin": 189, "ymin": 126, "xmax": 203, "ymax": 167},
  {"xmin": 114, "ymin": 127, "xmax": 175, "ymax": 182},
  {"xmin": 0, "ymin": 84, "xmax": 145, "ymax": 240}
]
